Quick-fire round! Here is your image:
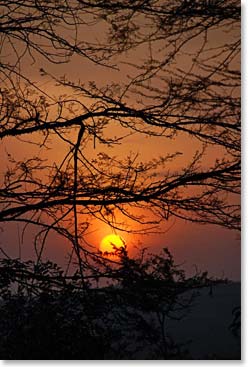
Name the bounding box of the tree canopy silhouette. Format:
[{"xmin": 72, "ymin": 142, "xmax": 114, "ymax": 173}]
[{"xmin": 0, "ymin": 0, "xmax": 240, "ymax": 270}]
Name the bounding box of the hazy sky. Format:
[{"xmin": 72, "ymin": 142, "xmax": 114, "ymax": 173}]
[{"xmin": 0, "ymin": 3, "xmax": 240, "ymax": 281}]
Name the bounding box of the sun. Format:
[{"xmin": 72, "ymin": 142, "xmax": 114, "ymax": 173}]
[{"xmin": 99, "ymin": 234, "xmax": 125, "ymax": 255}]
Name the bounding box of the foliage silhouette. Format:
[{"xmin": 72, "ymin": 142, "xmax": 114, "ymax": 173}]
[
  {"xmin": 0, "ymin": 1, "xmax": 240, "ymax": 257},
  {"xmin": 0, "ymin": 247, "xmax": 226, "ymax": 359}
]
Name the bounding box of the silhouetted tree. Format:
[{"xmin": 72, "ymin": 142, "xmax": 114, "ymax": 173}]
[
  {"xmin": 0, "ymin": 1, "xmax": 240, "ymax": 275},
  {"xmin": 0, "ymin": 247, "xmax": 226, "ymax": 359}
]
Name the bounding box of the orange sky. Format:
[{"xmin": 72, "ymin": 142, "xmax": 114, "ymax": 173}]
[{"xmin": 0, "ymin": 7, "xmax": 240, "ymax": 280}]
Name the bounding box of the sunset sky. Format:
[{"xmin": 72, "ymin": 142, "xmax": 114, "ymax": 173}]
[{"xmin": 0, "ymin": 1, "xmax": 240, "ymax": 281}]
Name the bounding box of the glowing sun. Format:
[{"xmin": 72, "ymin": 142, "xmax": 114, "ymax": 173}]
[{"xmin": 99, "ymin": 234, "xmax": 125, "ymax": 255}]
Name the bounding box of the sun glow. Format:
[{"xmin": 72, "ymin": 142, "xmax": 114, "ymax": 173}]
[{"xmin": 99, "ymin": 234, "xmax": 126, "ymax": 255}]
